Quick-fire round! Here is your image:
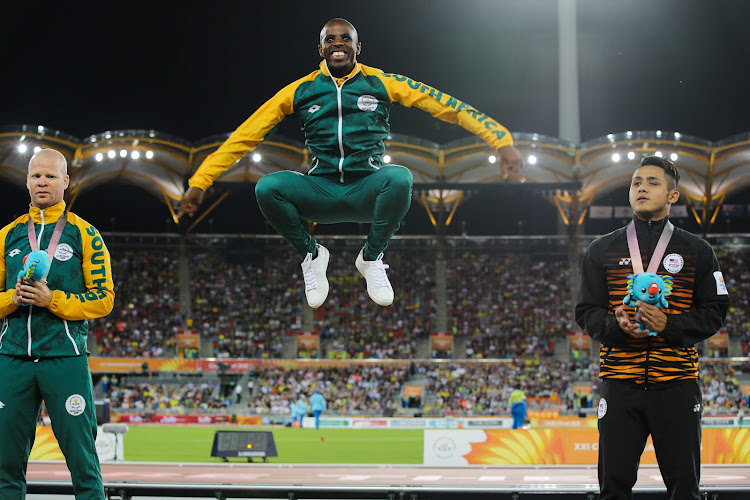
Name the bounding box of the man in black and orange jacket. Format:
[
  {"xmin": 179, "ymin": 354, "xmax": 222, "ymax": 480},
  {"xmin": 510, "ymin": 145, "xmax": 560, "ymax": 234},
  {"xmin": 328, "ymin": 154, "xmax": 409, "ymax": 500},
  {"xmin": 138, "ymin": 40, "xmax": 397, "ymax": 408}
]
[{"xmin": 576, "ymin": 156, "xmax": 728, "ymax": 500}]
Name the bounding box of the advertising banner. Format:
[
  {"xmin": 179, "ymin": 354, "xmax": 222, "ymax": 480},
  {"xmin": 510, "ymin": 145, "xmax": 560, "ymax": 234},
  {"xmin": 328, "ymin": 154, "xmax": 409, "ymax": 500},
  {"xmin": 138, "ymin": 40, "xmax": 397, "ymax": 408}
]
[
  {"xmin": 88, "ymin": 357, "xmax": 420, "ymax": 373},
  {"xmin": 30, "ymin": 427, "xmax": 124, "ymax": 462},
  {"xmin": 706, "ymin": 331, "xmax": 728, "ymax": 349},
  {"xmin": 297, "ymin": 332, "xmax": 320, "ymax": 357},
  {"xmin": 88, "ymin": 358, "xmax": 201, "ymax": 373},
  {"xmin": 177, "ymin": 330, "xmax": 200, "ymax": 359},
  {"xmin": 568, "ymin": 332, "xmax": 591, "ymax": 350},
  {"xmin": 111, "ymin": 414, "xmax": 245, "ymax": 424},
  {"xmin": 404, "ymin": 385, "xmax": 424, "ymax": 397},
  {"xmin": 430, "ymin": 332, "xmax": 453, "ymax": 352},
  {"xmin": 424, "ymin": 429, "xmax": 747, "ymax": 465}
]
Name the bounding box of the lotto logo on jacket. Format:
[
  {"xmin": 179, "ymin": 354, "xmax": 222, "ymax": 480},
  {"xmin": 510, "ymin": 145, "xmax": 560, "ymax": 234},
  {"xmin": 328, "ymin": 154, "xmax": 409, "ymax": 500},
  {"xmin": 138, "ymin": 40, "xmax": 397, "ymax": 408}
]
[
  {"xmin": 0, "ymin": 201, "xmax": 114, "ymax": 358},
  {"xmin": 189, "ymin": 61, "xmax": 513, "ymax": 191}
]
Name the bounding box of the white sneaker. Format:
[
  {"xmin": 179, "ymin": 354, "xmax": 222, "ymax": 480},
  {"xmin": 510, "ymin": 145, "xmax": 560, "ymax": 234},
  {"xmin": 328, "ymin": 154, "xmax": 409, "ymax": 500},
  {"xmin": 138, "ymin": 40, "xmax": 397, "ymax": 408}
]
[
  {"xmin": 355, "ymin": 249, "xmax": 394, "ymax": 306},
  {"xmin": 301, "ymin": 245, "xmax": 329, "ymax": 308}
]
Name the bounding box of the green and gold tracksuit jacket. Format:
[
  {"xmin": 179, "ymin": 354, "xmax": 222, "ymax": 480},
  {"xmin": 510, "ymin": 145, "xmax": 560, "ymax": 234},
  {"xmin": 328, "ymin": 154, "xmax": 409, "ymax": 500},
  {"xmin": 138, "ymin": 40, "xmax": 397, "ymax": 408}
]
[
  {"xmin": 575, "ymin": 217, "xmax": 729, "ymax": 385},
  {"xmin": 0, "ymin": 201, "xmax": 115, "ymax": 358},
  {"xmin": 189, "ymin": 60, "xmax": 514, "ymax": 189}
]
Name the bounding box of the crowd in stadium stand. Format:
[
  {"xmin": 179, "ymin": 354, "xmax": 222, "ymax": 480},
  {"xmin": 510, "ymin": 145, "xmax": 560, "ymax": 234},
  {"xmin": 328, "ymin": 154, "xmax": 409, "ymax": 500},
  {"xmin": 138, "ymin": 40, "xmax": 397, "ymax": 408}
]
[
  {"xmin": 700, "ymin": 361, "xmax": 748, "ymax": 415},
  {"xmin": 100, "ymin": 359, "xmax": 747, "ymax": 417},
  {"xmin": 188, "ymin": 247, "xmax": 299, "ymax": 359},
  {"xmin": 106, "ymin": 379, "xmax": 231, "ymax": 412},
  {"xmin": 447, "ymin": 252, "xmax": 573, "ymax": 358},
  {"xmin": 90, "ymin": 249, "xmax": 182, "ymax": 358},
  {"xmin": 313, "ymin": 247, "xmax": 433, "ymax": 359},
  {"xmin": 419, "ymin": 358, "xmax": 593, "ymax": 415},
  {"xmin": 89, "ymin": 239, "xmax": 750, "ymax": 360},
  {"xmin": 245, "ymin": 364, "xmax": 406, "ymax": 416},
  {"xmin": 716, "ymin": 247, "xmax": 750, "ymax": 356}
]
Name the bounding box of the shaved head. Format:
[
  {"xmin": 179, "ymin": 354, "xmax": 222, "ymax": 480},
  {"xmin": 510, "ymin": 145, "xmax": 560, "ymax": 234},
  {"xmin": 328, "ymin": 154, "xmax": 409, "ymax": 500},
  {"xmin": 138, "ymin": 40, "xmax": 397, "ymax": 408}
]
[
  {"xmin": 27, "ymin": 148, "xmax": 69, "ymax": 208},
  {"xmin": 29, "ymin": 148, "xmax": 67, "ymax": 175},
  {"xmin": 319, "ymin": 18, "xmax": 358, "ymax": 45}
]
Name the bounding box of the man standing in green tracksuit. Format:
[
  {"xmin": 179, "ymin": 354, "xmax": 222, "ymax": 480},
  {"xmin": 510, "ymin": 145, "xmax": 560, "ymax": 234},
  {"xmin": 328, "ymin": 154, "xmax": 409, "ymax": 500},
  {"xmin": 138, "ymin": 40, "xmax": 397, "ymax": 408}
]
[
  {"xmin": 178, "ymin": 18, "xmax": 523, "ymax": 309},
  {"xmin": 0, "ymin": 149, "xmax": 115, "ymax": 500}
]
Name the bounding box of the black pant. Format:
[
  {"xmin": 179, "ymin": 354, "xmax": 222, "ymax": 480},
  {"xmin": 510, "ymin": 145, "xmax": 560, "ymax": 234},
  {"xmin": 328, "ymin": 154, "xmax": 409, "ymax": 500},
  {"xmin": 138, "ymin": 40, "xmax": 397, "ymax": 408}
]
[{"xmin": 598, "ymin": 378, "xmax": 702, "ymax": 500}]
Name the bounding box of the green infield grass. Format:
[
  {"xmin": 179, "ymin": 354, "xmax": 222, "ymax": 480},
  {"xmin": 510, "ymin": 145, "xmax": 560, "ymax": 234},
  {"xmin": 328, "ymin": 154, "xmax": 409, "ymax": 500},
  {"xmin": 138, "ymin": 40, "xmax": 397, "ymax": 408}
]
[{"xmin": 123, "ymin": 426, "xmax": 424, "ymax": 464}]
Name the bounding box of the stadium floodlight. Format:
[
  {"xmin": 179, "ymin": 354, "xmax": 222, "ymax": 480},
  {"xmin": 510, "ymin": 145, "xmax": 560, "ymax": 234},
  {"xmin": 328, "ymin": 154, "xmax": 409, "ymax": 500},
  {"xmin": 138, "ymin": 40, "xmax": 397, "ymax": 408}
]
[
  {"xmin": 95, "ymin": 153, "xmax": 103, "ymax": 162},
  {"xmin": 528, "ymin": 155, "xmax": 537, "ymax": 165},
  {"xmin": 18, "ymin": 144, "xmax": 28, "ymax": 153},
  {"xmin": 119, "ymin": 150, "xmax": 127, "ymax": 158},
  {"xmin": 626, "ymin": 131, "xmax": 633, "ymax": 138},
  {"xmin": 90, "ymin": 136, "xmax": 97, "ymax": 142},
  {"xmin": 105, "ymin": 133, "xmax": 112, "ymax": 139},
  {"xmin": 655, "ymin": 151, "xmax": 663, "ymax": 158},
  {"xmin": 670, "ymin": 153, "xmax": 678, "ymax": 161},
  {"xmin": 33, "ymin": 146, "xmax": 41, "ymax": 153},
  {"xmin": 107, "ymin": 150, "xmax": 116, "ymax": 159},
  {"xmin": 674, "ymin": 132, "xmax": 682, "ymax": 140},
  {"xmin": 131, "ymin": 151, "xmax": 140, "ymax": 160},
  {"xmin": 146, "ymin": 150, "xmax": 154, "ymax": 159},
  {"xmin": 612, "ymin": 153, "xmax": 621, "ymax": 162},
  {"xmin": 37, "ymin": 125, "xmax": 44, "ymax": 133},
  {"xmin": 607, "ymin": 134, "xmax": 614, "ymax": 142},
  {"xmin": 488, "ymin": 155, "xmax": 497, "ymax": 164},
  {"xmin": 656, "ymin": 130, "xmax": 662, "ymax": 137},
  {"xmin": 382, "ymin": 154, "xmax": 391, "ymax": 164},
  {"xmin": 252, "ymin": 153, "xmax": 262, "ymax": 163},
  {"xmin": 627, "ymin": 152, "xmax": 636, "ymax": 160}
]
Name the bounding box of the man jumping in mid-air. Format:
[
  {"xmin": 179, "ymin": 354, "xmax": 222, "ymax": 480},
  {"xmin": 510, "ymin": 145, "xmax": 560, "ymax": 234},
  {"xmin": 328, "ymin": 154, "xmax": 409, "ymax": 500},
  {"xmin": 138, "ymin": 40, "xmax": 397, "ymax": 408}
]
[{"xmin": 179, "ymin": 18, "xmax": 522, "ymax": 309}]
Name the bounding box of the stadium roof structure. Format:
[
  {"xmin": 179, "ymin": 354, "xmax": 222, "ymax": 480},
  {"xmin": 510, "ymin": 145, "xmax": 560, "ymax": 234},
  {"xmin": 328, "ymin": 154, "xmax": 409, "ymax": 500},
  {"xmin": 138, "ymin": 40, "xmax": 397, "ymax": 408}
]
[{"xmin": 2, "ymin": 124, "xmax": 749, "ymax": 231}]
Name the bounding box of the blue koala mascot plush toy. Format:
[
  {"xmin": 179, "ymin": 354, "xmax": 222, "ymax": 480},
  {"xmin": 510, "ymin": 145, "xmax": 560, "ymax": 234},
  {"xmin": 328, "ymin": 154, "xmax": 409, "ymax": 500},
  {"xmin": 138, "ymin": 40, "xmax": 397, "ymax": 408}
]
[
  {"xmin": 622, "ymin": 272, "xmax": 674, "ymax": 336},
  {"xmin": 17, "ymin": 250, "xmax": 51, "ymax": 306}
]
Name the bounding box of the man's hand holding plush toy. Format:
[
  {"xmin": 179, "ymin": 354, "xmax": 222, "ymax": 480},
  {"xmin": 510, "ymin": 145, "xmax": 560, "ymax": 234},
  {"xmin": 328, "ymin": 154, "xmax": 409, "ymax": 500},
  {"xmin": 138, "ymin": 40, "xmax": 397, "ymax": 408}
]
[{"xmin": 12, "ymin": 250, "xmax": 53, "ymax": 308}]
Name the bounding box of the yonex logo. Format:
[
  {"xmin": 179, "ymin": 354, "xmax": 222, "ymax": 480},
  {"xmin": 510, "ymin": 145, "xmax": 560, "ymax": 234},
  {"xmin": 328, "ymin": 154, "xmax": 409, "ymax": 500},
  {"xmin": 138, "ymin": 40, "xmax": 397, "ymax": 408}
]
[
  {"xmin": 8, "ymin": 249, "xmax": 21, "ymax": 258},
  {"xmin": 693, "ymin": 404, "xmax": 701, "ymax": 413},
  {"xmin": 308, "ymin": 105, "xmax": 321, "ymax": 113},
  {"xmin": 619, "ymin": 258, "xmax": 632, "ymax": 266}
]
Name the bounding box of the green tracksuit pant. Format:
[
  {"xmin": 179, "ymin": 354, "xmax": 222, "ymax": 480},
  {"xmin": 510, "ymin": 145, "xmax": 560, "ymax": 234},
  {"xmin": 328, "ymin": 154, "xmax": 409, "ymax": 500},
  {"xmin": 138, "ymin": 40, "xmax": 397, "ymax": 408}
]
[
  {"xmin": 255, "ymin": 165, "xmax": 413, "ymax": 260},
  {"xmin": 0, "ymin": 355, "xmax": 103, "ymax": 500}
]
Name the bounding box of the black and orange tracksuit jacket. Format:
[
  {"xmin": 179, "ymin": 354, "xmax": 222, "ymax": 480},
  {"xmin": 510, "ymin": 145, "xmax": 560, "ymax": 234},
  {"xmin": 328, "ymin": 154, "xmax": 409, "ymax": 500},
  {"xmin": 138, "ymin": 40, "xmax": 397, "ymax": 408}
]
[{"xmin": 575, "ymin": 216, "xmax": 729, "ymax": 385}]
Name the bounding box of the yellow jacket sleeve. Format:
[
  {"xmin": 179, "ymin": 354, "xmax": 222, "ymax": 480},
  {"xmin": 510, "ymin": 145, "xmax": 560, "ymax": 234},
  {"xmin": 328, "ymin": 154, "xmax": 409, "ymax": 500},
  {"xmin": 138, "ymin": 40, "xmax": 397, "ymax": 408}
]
[
  {"xmin": 0, "ymin": 222, "xmax": 20, "ymax": 318},
  {"xmin": 48, "ymin": 219, "xmax": 115, "ymax": 321},
  {"xmin": 188, "ymin": 73, "xmax": 316, "ymax": 191},
  {"xmin": 369, "ymin": 68, "xmax": 514, "ymax": 150},
  {"xmin": 508, "ymin": 390, "xmax": 526, "ymax": 405}
]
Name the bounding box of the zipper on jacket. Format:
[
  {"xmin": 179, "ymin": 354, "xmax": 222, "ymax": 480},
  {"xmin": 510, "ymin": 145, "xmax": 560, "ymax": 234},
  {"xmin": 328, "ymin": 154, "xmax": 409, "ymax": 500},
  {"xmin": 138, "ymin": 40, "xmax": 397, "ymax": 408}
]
[
  {"xmin": 27, "ymin": 208, "xmax": 46, "ymax": 357},
  {"xmin": 0, "ymin": 318, "xmax": 8, "ymax": 350},
  {"xmin": 335, "ymin": 84, "xmax": 345, "ymax": 182},
  {"xmin": 324, "ymin": 61, "xmax": 360, "ymax": 183},
  {"xmin": 64, "ymin": 319, "xmax": 81, "ymax": 355},
  {"xmin": 27, "ymin": 306, "xmax": 33, "ymax": 356},
  {"xmin": 307, "ymin": 157, "xmax": 320, "ymax": 175}
]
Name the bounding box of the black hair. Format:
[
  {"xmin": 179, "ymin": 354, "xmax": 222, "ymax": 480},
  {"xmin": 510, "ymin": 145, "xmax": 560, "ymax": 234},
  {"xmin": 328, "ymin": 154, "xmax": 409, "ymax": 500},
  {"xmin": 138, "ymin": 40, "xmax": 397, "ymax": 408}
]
[{"xmin": 639, "ymin": 155, "xmax": 680, "ymax": 191}]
